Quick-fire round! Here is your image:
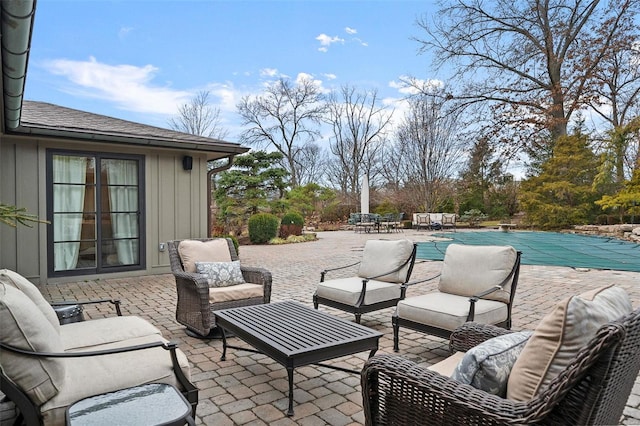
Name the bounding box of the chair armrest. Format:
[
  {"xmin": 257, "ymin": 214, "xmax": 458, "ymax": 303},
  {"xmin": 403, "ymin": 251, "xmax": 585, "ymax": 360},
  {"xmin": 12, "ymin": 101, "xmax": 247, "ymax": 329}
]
[
  {"xmin": 449, "ymin": 322, "xmax": 515, "ymax": 353},
  {"xmin": 241, "ymin": 266, "xmax": 273, "ymax": 303},
  {"xmin": 362, "ymin": 354, "xmax": 535, "ymax": 425},
  {"xmin": 403, "ymin": 273, "xmax": 441, "ymax": 288},
  {"xmin": 470, "ymin": 285, "xmax": 502, "ymax": 301},
  {"xmin": 51, "ymin": 299, "xmax": 122, "ymax": 316},
  {"xmin": 0, "ymin": 339, "xmax": 170, "ymax": 358},
  {"xmin": 320, "ymin": 261, "xmax": 361, "ymax": 281}
]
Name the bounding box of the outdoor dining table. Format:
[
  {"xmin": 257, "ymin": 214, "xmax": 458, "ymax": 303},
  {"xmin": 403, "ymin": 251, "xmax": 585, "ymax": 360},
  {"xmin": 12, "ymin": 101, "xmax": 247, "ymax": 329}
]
[{"xmin": 214, "ymin": 301, "xmax": 382, "ymax": 416}]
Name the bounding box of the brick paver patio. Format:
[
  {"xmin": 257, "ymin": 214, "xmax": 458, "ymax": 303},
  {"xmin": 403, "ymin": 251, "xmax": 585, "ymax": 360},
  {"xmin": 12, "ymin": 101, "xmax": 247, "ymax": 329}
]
[{"xmin": 9, "ymin": 230, "xmax": 640, "ymax": 425}]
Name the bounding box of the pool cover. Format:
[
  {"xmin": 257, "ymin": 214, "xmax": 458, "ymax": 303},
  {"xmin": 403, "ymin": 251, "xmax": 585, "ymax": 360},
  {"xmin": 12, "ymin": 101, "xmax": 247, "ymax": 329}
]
[{"xmin": 416, "ymin": 231, "xmax": 640, "ymax": 272}]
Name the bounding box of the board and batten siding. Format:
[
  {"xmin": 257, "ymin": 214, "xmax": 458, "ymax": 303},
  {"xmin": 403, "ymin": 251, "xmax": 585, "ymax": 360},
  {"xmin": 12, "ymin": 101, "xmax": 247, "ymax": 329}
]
[{"xmin": 0, "ymin": 134, "xmax": 210, "ymax": 284}]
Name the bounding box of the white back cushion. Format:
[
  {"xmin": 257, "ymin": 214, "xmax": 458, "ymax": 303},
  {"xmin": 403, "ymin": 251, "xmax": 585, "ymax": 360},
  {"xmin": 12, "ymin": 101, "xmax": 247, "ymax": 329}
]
[
  {"xmin": 439, "ymin": 244, "xmax": 518, "ymax": 303},
  {"xmin": 178, "ymin": 239, "xmax": 232, "ymax": 273},
  {"xmin": 0, "ymin": 284, "xmax": 64, "ymax": 405},
  {"xmin": 0, "ymin": 269, "xmax": 60, "ymax": 332},
  {"xmin": 358, "ymin": 239, "xmax": 414, "ymax": 283}
]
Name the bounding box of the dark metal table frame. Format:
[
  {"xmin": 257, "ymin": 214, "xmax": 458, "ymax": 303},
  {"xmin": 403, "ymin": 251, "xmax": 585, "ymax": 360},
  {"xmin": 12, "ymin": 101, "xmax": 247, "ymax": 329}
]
[{"xmin": 214, "ymin": 301, "xmax": 382, "ymax": 416}]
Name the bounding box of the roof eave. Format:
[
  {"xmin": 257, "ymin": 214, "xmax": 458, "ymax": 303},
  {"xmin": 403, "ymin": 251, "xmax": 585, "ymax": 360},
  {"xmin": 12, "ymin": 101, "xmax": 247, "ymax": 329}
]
[{"xmin": 9, "ymin": 124, "xmax": 250, "ymax": 156}]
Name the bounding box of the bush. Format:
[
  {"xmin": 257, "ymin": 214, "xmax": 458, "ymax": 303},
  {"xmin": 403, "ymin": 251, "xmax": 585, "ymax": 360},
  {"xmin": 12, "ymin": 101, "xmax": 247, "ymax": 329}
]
[
  {"xmin": 212, "ymin": 234, "xmax": 239, "ymax": 255},
  {"xmin": 460, "ymin": 209, "xmax": 488, "ymax": 227},
  {"xmin": 281, "ymin": 211, "xmax": 304, "ymax": 226},
  {"xmin": 248, "ymin": 213, "xmax": 279, "ymax": 244},
  {"xmin": 279, "ymin": 211, "xmax": 304, "ymax": 238}
]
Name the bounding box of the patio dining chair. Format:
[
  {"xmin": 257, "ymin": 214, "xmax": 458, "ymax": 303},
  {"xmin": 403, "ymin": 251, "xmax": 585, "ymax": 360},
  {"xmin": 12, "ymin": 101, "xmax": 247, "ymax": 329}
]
[
  {"xmin": 313, "ymin": 239, "xmax": 417, "ymax": 323},
  {"xmin": 393, "ymin": 243, "xmax": 521, "ymax": 350}
]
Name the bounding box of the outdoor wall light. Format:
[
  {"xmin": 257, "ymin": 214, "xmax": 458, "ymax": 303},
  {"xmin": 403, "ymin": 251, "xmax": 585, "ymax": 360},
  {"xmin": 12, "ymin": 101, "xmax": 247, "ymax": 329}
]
[{"xmin": 182, "ymin": 155, "xmax": 193, "ymax": 171}]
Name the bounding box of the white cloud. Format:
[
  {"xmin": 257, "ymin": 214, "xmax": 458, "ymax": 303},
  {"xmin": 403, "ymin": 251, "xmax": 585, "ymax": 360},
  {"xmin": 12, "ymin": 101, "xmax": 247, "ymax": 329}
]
[
  {"xmin": 389, "ymin": 77, "xmax": 444, "ymax": 95},
  {"xmin": 323, "ymin": 73, "xmax": 337, "ymax": 80},
  {"xmin": 345, "ymin": 27, "xmax": 357, "ymax": 34},
  {"xmin": 260, "ymin": 68, "xmax": 279, "ymax": 77},
  {"xmin": 315, "ymin": 33, "xmax": 344, "ymax": 52},
  {"xmin": 44, "ymin": 57, "xmax": 191, "ymax": 115},
  {"xmin": 353, "ymin": 37, "xmax": 368, "ymax": 47},
  {"xmin": 118, "ymin": 27, "xmax": 133, "ymax": 40}
]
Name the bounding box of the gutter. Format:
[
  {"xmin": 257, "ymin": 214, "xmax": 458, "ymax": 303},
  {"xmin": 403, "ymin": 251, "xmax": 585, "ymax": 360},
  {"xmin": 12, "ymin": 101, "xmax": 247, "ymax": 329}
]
[{"xmin": 1, "ymin": 0, "xmax": 36, "ymax": 130}]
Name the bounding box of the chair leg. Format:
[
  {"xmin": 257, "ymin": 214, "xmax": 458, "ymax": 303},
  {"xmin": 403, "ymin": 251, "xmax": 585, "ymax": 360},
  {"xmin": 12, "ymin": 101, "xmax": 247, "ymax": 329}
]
[
  {"xmin": 392, "ymin": 317, "xmax": 400, "ymax": 352},
  {"xmin": 355, "ymin": 313, "xmax": 362, "ymax": 324}
]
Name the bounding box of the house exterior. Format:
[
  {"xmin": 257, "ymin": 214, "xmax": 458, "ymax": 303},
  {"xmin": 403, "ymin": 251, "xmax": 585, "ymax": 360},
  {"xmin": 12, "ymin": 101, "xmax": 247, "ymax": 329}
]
[{"xmin": 0, "ymin": 0, "xmax": 249, "ymax": 284}]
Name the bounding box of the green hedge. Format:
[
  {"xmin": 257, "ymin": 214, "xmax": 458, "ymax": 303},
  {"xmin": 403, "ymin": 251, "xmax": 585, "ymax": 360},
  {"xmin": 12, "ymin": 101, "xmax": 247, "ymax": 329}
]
[{"xmin": 248, "ymin": 213, "xmax": 279, "ymax": 244}]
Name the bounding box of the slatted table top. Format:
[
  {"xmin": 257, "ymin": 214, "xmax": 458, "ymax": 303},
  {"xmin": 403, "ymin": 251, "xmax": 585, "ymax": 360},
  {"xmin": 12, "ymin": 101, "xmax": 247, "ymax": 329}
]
[{"xmin": 214, "ymin": 301, "xmax": 382, "ymax": 366}]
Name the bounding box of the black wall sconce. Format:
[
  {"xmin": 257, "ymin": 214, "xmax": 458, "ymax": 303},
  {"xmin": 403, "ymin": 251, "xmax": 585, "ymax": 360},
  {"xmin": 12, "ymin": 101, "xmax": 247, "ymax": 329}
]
[{"xmin": 182, "ymin": 155, "xmax": 193, "ymax": 171}]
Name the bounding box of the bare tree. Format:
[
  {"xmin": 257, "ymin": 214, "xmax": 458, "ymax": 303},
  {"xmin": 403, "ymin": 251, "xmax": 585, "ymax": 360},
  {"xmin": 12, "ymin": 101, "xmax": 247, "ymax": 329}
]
[
  {"xmin": 295, "ymin": 143, "xmax": 327, "ymax": 186},
  {"xmin": 168, "ymin": 90, "xmax": 229, "ymax": 139},
  {"xmin": 394, "ymin": 90, "xmax": 465, "ymax": 212},
  {"xmin": 415, "ymin": 0, "xmax": 638, "ymax": 150},
  {"xmin": 325, "ymin": 85, "xmax": 394, "ymax": 203},
  {"xmin": 589, "ymin": 31, "xmax": 640, "ymax": 181},
  {"xmin": 237, "ymin": 77, "xmax": 326, "ymax": 187}
]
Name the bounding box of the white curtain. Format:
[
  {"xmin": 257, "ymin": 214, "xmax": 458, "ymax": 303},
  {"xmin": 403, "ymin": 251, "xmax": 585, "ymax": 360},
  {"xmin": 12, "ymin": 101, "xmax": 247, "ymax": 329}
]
[
  {"xmin": 105, "ymin": 159, "xmax": 138, "ymax": 265},
  {"xmin": 53, "ymin": 156, "xmax": 87, "ymax": 271}
]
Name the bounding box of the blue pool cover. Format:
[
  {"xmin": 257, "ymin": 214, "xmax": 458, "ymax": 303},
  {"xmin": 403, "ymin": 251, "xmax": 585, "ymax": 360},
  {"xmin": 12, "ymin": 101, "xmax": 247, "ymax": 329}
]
[{"xmin": 416, "ymin": 231, "xmax": 640, "ymax": 272}]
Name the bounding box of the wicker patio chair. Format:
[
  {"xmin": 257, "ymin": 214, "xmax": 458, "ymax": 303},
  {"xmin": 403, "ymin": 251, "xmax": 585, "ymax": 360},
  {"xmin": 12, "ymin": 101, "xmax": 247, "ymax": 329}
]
[
  {"xmin": 167, "ymin": 238, "xmax": 272, "ymax": 338},
  {"xmin": 362, "ymin": 306, "xmax": 640, "ymax": 425},
  {"xmin": 313, "ymin": 239, "xmax": 417, "ymax": 323}
]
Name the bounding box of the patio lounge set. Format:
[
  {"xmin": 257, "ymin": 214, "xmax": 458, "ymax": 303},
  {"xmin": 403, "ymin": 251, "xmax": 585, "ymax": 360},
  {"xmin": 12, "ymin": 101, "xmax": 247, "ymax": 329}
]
[{"xmin": 1, "ymin": 237, "xmax": 639, "ymax": 425}]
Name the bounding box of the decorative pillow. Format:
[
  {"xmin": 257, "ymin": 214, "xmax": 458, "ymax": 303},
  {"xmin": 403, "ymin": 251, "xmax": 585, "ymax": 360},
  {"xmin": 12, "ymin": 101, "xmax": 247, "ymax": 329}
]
[
  {"xmin": 452, "ymin": 331, "xmax": 532, "ymax": 397},
  {"xmin": 195, "ymin": 261, "xmax": 245, "ymax": 288},
  {"xmin": 358, "ymin": 239, "xmax": 414, "ymax": 283},
  {"xmin": 178, "ymin": 239, "xmax": 232, "ymax": 273},
  {"xmin": 507, "ymin": 285, "xmax": 632, "ymax": 401}
]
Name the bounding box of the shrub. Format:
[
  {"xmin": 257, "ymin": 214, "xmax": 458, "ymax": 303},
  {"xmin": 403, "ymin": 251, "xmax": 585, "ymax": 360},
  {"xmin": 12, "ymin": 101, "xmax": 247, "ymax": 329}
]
[
  {"xmin": 248, "ymin": 213, "xmax": 279, "ymax": 244},
  {"xmin": 279, "ymin": 211, "xmax": 304, "ymax": 238},
  {"xmin": 460, "ymin": 209, "xmax": 488, "ymax": 227}
]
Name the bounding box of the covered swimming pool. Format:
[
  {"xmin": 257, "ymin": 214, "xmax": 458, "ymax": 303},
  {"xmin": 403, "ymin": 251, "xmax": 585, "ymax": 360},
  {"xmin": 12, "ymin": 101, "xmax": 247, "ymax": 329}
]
[{"xmin": 416, "ymin": 231, "xmax": 640, "ymax": 272}]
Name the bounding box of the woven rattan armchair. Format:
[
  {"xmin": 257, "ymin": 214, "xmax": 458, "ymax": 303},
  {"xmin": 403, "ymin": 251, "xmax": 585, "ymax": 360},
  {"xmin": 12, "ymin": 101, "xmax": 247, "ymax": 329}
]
[
  {"xmin": 362, "ymin": 307, "xmax": 640, "ymax": 426},
  {"xmin": 167, "ymin": 238, "xmax": 272, "ymax": 338}
]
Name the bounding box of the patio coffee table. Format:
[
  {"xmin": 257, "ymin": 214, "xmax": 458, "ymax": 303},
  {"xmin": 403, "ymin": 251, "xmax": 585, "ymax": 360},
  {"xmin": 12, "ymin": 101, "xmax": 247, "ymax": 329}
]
[{"xmin": 214, "ymin": 301, "xmax": 382, "ymax": 416}]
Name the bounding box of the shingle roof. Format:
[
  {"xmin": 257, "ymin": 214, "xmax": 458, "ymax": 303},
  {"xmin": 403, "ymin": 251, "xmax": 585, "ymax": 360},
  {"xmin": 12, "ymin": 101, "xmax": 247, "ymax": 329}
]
[{"xmin": 15, "ymin": 100, "xmax": 249, "ymax": 156}]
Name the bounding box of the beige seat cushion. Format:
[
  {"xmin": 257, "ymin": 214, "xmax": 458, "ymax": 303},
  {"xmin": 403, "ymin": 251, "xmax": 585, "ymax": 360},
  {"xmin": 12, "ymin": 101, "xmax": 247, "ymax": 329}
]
[
  {"xmin": 439, "ymin": 244, "xmax": 517, "ymax": 303},
  {"xmin": 209, "ymin": 283, "xmax": 264, "ymax": 303},
  {"xmin": 0, "ymin": 284, "xmax": 65, "ymax": 406},
  {"xmin": 507, "ymin": 285, "xmax": 632, "ymax": 401},
  {"xmin": 358, "ymin": 239, "xmax": 414, "ymax": 283},
  {"xmin": 178, "ymin": 239, "xmax": 232, "ymax": 273},
  {"xmin": 396, "ymin": 292, "xmax": 508, "ymax": 332},
  {"xmin": 40, "ymin": 334, "xmax": 191, "ymax": 426},
  {"xmin": 60, "ymin": 316, "xmax": 162, "ymax": 351},
  {"xmin": 316, "ymin": 277, "xmax": 403, "ymax": 306},
  {"xmin": 428, "ymin": 351, "xmax": 465, "ymax": 376},
  {"xmin": 0, "ymin": 269, "xmax": 60, "ymax": 331}
]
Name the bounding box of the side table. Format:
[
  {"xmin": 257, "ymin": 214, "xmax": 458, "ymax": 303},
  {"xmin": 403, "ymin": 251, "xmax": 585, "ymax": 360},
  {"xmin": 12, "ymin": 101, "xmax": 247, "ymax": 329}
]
[{"xmin": 66, "ymin": 383, "xmax": 194, "ymax": 426}]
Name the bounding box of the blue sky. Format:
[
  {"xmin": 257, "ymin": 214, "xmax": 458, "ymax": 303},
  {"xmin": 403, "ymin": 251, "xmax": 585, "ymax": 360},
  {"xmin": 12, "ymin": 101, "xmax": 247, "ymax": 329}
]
[{"xmin": 24, "ymin": 0, "xmax": 441, "ymax": 140}]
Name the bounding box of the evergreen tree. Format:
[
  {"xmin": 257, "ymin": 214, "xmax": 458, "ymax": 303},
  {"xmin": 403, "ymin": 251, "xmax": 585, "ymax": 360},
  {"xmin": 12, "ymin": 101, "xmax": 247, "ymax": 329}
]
[
  {"xmin": 215, "ymin": 151, "xmax": 289, "ymax": 233},
  {"xmin": 519, "ymin": 134, "xmax": 602, "ymax": 229}
]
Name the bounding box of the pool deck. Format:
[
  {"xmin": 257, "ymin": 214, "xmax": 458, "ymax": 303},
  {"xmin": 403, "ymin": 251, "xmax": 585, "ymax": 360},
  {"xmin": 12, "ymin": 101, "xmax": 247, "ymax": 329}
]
[{"xmin": 15, "ymin": 230, "xmax": 640, "ymax": 425}]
